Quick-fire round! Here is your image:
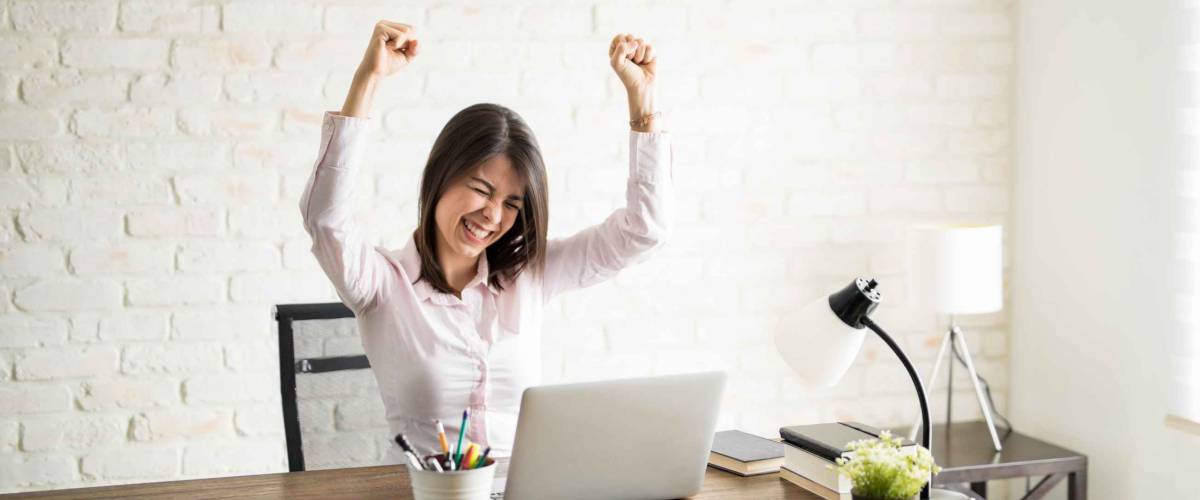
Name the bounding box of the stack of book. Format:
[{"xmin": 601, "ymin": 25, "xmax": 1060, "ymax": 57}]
[{"xmin": 777, "ymin": 422, "xmax": 916, "ymax": 500}]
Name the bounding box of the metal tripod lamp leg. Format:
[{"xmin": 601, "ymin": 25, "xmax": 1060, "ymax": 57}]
[
  {"xmin": 950, "ymin": 322, "xmax": 1003, "ymax": 452},
  {"xmin": 910, "ymin": 319, "xmax": 1005, "ymax": 452}
]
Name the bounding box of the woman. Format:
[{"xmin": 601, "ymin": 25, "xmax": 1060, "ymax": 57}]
[{"xmin": 299, "ymin": 21, "xmax": 671, "ymax": 462}]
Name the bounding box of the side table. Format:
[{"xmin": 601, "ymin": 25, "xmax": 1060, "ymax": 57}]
[{"xmin": 896, "ymin": 421, "xmax": 1088, "ymax": 500}]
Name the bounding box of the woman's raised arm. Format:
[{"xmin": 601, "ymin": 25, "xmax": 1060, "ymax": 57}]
[
  {"xmin": 298, "ymin": 21, "xmax": 419, "ymax": 313},
  {"xmin": 541, "ymin": 33, "xmax": 672, "ymax": 301}
]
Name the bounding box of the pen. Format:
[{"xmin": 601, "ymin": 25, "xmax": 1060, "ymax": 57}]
[
  {"xmin": 454, "ymin": 409, "xmax": 469, "ymax": 464},
  {"xmin": 393, "ymin": 433, "xmax": 424, "ymax": 471},
  {"xmin": 425, "ymin": 456, "xmax": 444, "ymax": 472},
  {"xmin": 475, "ymin": 447, "xmax": 491, "ymax": 469},
  {"xmin": 435, "ymin": 419, "xmax": 451, "ymax": 455},
  {"xmin": 424, "ymin": 448, "xmax": 442, "ymax": 473},
  {"xmin": 434, "ymin": 445, "xmax": 455, "ymax": 471},
  {"xmin": 404, "ymin": 451, "xmax": 424, "ymax": 470}
]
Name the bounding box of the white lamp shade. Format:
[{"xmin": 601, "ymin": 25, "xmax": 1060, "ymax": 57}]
[
  {"xmin": 775, "ymin": 297, "xmax": 867, "ymax": 388},
  {"xmin": 910, "ymin": 225, "xmax": 1003, "ymax": 315}
]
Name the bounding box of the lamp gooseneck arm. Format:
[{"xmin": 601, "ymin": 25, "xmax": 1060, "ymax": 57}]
[{"xmin": 860, "ymin": 316, "xmax": 933, "ymax": 500}]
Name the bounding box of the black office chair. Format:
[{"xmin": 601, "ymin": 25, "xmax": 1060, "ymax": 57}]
[{"xmin": 274, "ymin": 302, "xmax": 391, "ymax": 471}]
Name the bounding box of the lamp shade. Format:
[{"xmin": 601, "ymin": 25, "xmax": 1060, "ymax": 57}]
[
  {"xmin": 909, "ymin": 225, "xmax": 1003, "ymax": 315},
  {"xmin": 775, "ymin": 278, "xmax": 879, "ymax": 387}
]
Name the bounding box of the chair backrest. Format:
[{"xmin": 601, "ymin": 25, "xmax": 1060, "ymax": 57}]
[{"xmin": 274, "ymin": 302, "xmax": 390, "ymax": 471}]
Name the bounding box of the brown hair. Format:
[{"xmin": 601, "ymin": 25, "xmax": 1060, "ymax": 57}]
[{"xmin": 414, "ymin": 103, "xmax": 549, "ymax": 294}]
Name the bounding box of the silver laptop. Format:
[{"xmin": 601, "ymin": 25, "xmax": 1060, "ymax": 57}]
[{"xmin": 499, "ymin": 371, "xmax": 727, "ymax": 500}]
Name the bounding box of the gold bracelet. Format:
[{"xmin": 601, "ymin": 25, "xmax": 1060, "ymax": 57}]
[{"xmin": 629, "ymin": 111, "xmax": 661, "ymax": 129}]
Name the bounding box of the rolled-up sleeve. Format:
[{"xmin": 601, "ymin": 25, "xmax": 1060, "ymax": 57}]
[
  {"xmin": 298, "ymin": 111, "xmax": 391, "ymax": 313},
  {"xmin": 541, "ymin": 130, "xmax": 673, "ymax": 302}
]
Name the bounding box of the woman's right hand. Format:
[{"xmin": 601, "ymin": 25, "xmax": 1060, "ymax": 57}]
[
  {"xmin": 342, "ymin": 21, "xmax": 418, "ymax": 117},
  {"xmin": 357, "ymin": 20, "xmax": 419, "ymax": 78}
]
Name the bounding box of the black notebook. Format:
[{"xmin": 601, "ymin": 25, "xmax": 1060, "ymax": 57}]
[
  {"xmin": 779, "ymin": 422, "xmax": 915, "ymax": 462},
  {"xmin": 707, "ymin": 430, "xmax": 784, "ymax": 476}
]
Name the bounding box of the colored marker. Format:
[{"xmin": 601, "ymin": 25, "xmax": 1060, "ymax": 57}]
[
  {"xmin": 453, "ymin": 409, "xmax": 469, "ymax": 463},
  {"xmin": 475, "ymin": 447, "xmax": 491, "ymax": 469},
  {"xmin": 459, "ymin": 443, "xmax": 479, "ymax": 470}
]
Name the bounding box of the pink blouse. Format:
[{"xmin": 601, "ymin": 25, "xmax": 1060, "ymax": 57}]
[{"xmin": 299, "ymin": 111, "xmax": 673, "ymax": 461}]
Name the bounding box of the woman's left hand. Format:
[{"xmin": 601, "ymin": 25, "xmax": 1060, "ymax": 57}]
[
  {"xmin": 609, "ymin": 33, "xmax": 659, "ymax": 131},
  {"xmin": 608, "ymin": 33, "xmax": 656, "ymax": 92}
]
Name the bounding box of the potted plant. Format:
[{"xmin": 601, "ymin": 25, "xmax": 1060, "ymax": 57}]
[{"xmin": 833, "ymin": 431, "xmax": 941, "ymax": 500}]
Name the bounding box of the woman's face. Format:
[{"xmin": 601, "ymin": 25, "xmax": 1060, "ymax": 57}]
[{"xmin": 434, "ymin": 154, "xmax": 525, "ymax": 266}]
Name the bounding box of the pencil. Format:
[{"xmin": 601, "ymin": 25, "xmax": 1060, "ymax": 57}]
[{"xmin": 435, "ymin": 419, "xmax": 450, "ymax": 455}]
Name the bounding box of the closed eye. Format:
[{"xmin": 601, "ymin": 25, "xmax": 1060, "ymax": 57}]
[{"xmin": 469, "ymin": 177, "xmax": 521, "ymax": 211}]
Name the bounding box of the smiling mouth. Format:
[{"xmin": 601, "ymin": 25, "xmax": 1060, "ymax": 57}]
[{"xmin": 462, "ymin": 219, "xmax": 494, "ymax": 244}]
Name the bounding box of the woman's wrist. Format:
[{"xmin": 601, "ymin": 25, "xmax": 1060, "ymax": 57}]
[
  {"xmin": 341, "ymin": 69, "xmax": 381, "ymax": 117},
  {"xmin": 627, "ymin": 88, "xmax": 660, "ymax": 132},
  {"xmin": 626, "ymin": 87, "xmax": 654, "ymax": 117}
]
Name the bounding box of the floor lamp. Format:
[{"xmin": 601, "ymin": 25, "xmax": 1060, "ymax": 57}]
[{"xmin": 907, "ymin": 225, "xmax": 1006, "ymax": 452}]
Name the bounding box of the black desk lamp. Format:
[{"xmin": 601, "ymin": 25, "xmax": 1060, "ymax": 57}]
[{"xmin": 776, "ymin": 278, "xmax": 969, "ymax": 500}]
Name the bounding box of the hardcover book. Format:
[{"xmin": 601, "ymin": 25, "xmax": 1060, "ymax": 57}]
[{"xmin": 706, "ymin": 430, "xmax": 784, "ymax": 476}]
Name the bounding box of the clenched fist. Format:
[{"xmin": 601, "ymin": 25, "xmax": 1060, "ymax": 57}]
[
  {"xmin": 358, "ymin": 20, "xmax": 420, "ymax": 77},
  {"xmin": 609, "ymin": 33, "xmax": 659, "ymax": 132},
  {"xmin": 609, "ymin": 33, "xmax": 656, "ymax": 92}
]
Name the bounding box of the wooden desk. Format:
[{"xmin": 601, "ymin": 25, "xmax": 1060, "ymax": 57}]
[
  {"xmin": 1, "ymin": 460, "xmax": 822, "ymax": 499},
  {"xmin": 7, "ymin": 422, "xmax": 1084, "ymax": 499}
]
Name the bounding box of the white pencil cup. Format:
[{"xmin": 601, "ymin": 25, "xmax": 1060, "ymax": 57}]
[{"xmin": 409, "ymin": 456, "xmax": 497, "ymax": 500}]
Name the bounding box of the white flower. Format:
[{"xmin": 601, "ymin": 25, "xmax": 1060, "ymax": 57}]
[{"xmin": 833, "ymin": 434, "xmax": 942, "ymax": 500}]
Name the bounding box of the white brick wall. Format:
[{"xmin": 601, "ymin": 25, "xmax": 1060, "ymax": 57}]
[{"xmin": 0, "ymin": 0, "xmax": 1014, "ymax": 493}]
